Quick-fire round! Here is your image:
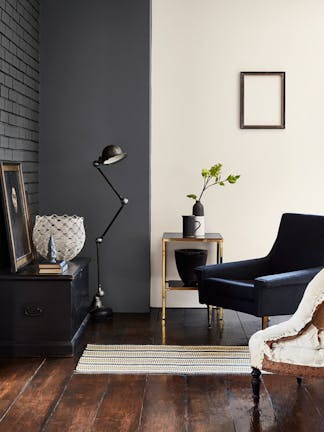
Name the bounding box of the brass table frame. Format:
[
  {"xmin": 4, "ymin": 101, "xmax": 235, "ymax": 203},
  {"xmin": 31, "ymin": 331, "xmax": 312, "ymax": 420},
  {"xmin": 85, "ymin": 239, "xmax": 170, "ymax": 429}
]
[{"xmin": 161, "ymin": 233, "xmax": 223, "ymax": 341}]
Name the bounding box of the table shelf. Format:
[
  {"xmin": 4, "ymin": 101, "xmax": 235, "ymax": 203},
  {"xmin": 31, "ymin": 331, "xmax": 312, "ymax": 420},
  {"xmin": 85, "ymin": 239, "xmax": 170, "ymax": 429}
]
[{"xmin": 166, "ymin": 280, "xmax": 198, "ymax": 290}]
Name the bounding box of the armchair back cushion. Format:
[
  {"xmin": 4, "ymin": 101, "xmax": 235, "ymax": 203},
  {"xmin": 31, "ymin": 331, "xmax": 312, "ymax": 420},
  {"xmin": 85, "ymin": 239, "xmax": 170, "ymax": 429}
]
[{"xmin": 269, "ymin": 213, "xmax": 324, "ymax": 274}]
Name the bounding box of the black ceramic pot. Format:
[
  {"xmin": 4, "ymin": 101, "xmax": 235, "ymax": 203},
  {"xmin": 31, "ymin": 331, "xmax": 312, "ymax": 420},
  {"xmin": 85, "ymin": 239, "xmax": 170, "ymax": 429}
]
[{"xmin": 175, "ymin": 249, "xmax": 208, "ymax": 286}]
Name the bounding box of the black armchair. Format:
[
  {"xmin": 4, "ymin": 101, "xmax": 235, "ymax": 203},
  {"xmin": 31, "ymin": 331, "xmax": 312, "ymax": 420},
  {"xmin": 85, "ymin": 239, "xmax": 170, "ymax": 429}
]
[{"xmin": 196, "ymin": 213, "xmax": 324, "ymax": 328}]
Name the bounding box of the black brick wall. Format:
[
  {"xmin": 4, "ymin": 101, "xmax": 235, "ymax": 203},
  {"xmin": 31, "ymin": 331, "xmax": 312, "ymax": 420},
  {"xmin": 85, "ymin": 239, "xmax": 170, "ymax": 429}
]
[{"xmin": 0, "ymin": 0, "xmax": 40, "ymax": 216}]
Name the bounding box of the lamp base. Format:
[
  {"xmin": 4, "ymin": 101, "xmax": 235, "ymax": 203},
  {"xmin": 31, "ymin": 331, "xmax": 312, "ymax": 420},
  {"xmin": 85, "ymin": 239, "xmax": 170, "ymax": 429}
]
[
  {"xmin": 90, "ymin": 306, "xmax": 113, "ymax": 321},
  {"xmin": 90, "ymin": 293, "xmax": 113, "ymax": 321}
]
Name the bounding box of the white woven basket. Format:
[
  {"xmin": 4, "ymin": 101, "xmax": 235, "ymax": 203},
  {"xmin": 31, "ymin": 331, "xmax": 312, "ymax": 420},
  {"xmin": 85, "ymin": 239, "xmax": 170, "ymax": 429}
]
[{"xmin": 32, "ymin": 214, "xmax": 86, "ymax": 261}]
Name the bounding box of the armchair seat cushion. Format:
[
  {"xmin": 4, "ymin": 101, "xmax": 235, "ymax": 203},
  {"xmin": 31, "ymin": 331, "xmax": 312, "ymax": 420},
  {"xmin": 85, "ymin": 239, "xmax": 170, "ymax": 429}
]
[
  {"xmin": 204, "ymin": 278, "xmax": 255, "ymax": 301},
  {"xmin": 265, "ymin": 324, "xmax": 324, "ymax": 367}
]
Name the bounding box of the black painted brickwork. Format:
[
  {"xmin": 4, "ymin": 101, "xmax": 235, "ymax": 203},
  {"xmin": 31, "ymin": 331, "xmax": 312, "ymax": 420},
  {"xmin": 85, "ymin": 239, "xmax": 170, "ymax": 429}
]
[{"xmin": 0, "ymin": 0, "xmax": 40, "ymax": 215}]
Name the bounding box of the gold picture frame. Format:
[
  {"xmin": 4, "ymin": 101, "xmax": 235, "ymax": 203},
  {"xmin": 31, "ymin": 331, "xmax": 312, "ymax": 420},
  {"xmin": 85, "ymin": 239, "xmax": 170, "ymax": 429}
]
[
  {"xmin": 0, "ymin": 162, "xmax": 33, "ymax": 272},
  {"xmin": 240, "ymin": 72, "xmax": 285, "ymax": 129}
]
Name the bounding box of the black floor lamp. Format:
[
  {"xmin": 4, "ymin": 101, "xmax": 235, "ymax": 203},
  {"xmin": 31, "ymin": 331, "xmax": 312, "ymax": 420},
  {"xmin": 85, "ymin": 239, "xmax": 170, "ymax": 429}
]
[{"xmin": 91, "ymin": 144, "xmax": 128, "ymax": 320}]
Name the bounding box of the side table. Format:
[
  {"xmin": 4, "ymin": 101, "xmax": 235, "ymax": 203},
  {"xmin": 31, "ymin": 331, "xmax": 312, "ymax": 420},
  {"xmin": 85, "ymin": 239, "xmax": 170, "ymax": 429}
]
[
  {"xmin": 162, "ymin": 233, "xmax": 223, "ymax": 330},
  {"xmin": 0, "ymin": 257, "xmax": 91, "ymax": 357}
]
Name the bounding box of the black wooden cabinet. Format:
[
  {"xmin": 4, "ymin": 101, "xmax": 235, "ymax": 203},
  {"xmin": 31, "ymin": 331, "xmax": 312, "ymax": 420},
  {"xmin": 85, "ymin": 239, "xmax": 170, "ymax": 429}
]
[{"xmin": 0, "ymin": 257, "xmax": 91, "ymax": 357}]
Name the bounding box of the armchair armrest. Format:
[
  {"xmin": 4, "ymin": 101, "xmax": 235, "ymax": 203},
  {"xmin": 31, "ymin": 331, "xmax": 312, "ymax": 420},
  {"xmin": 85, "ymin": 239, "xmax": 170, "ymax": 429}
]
[
  {"xmin": 255, "ymin": 267, "xmax": 323, "ymax": 289},
  {"xmin": 254, "ymin": 266, "xmax": 324, "ymax": 318},
  {"xmin": 195, "ymin": 257, "xmax": 269, "ymax": 281},
  {"xmin": 249, "ymin": 317, "xmax": 299, "ymax": 369}
]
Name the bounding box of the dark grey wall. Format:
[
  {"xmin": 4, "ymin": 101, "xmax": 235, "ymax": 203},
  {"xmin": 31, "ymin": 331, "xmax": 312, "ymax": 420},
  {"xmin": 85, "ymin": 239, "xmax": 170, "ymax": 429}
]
[
  {"xmin": 0, "ymin": 0, "xmax": 40, "ymax": 216},
  {"xmin": 40, "ymin": 0, "xmax": 150, "ymax": 312}
]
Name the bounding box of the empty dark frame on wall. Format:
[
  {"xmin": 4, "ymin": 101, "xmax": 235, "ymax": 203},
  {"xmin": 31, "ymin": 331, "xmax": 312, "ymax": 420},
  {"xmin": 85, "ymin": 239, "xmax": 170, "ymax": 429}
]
[{"xmin": 240, "ymin": 72, "xmax": 285, "ymax": 129}]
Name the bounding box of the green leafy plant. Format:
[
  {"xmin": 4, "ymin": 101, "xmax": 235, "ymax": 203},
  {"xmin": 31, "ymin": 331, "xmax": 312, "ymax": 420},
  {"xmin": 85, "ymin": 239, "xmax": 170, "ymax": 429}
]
[{"xmin": 187, "ymin": 163, "xmax": 240, "ymax": 201}]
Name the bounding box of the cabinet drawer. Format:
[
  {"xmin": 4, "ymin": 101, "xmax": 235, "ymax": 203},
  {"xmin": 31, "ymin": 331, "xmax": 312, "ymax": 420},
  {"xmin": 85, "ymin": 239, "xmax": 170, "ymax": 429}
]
[{"xmin": 0, "ymin": 281, "xmax": 71, "ymax": 342}]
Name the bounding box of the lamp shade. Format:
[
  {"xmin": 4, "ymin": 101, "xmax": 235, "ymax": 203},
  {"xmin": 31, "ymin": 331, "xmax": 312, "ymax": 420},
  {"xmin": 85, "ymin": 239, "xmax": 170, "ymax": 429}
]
[{"xmin": 97, "ymin": 145, "xmax": 127, "ymax": 165}]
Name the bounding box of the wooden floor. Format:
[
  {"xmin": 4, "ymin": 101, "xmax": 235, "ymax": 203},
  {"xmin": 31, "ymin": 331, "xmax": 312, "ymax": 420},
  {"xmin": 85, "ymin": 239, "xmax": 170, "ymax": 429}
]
[{"xmin": 0, "ymin": 308, "xmax": 324, "ymax": 432}]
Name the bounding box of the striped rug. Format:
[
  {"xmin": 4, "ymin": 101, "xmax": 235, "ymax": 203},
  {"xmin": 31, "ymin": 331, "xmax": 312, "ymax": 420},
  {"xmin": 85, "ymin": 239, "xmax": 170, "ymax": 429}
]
[{"xmin": 75, "ymin": 344, "xmax": 251, "ymax": 375}]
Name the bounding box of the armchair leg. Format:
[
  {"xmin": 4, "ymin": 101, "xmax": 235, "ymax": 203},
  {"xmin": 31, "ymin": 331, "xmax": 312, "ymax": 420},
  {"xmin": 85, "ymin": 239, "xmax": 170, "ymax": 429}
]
[
  {"xmin": 206, "ymin": 306, "xmax": 224, "ymax": 329},
  {"xmin": 207, "ymin": 305, "xmax": 213, "ymax": 329},
  {"xmin": 262, "ymin": 316, "xmax": 269, "ymax": 329},
  {"xmin": 251, "ymin": 367, "xmax": 261, "ymax": 404}
]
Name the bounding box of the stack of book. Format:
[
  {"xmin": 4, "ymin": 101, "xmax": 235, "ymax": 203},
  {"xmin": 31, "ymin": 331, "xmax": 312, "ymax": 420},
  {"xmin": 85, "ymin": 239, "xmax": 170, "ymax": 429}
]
[{"xmin": 38, "ymin": 260, "xmax": 68, "ymax": 274}]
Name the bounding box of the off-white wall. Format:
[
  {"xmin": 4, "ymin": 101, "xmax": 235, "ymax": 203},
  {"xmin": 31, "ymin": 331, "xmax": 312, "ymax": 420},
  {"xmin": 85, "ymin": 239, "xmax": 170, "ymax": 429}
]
[{"xmin": 151, "ymin": 0, "xmax": 324, "ymax": 307}]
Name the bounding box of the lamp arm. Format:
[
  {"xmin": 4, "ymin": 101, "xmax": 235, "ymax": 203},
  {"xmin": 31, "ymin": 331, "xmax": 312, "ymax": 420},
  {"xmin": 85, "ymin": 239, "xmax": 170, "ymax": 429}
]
[
  {"xmin": 99, "ymin": 201, "xmax": 127, "ymax": 240},
  {"xmin": 95, "ymin": 200, "xmax": 127, "ymax": 298},
  {"xmin": 94, "ymin": 163, "xmax": 124, "ymax": 201},
  {"xmin": 94, "ymin": 163, "xmax": 128, "ymax": 240}
]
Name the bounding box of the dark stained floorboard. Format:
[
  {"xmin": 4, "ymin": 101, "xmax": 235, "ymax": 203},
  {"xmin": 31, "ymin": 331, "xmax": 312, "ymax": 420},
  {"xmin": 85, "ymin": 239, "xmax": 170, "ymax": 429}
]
[
  {"xmin": 215, "ymin": 309, "xmax": 248, "ymax": 346},
  {"xmin": 92, "ymin": 375, "xmax": 146, "ymax": 432},
  {"xmin": 161, "ymin": 308, "xmax": 248, "ymax": 346},
  {"xmin": 226, "ymin": 374, "xmax": 280, "ymax": 432},
  {"xmin": 237, "ymin": 312, "xmax": 290, "ymax": 341},
  {"xmin": 304, "ymin": 377, "xmax": 324, "ymax": 417},
  {"xmin": 0, "ymin": 309, "xmax": 323, "ymax": 431},
  {"xmin": 187, "ymin": 375, "xmax": 235, "ymax": 432},
  {"xmin": 140, "ymin": 375, "xmax": 187, "ymax": 432},
  {"xmin": 120, "ymin": 314, "xmax": 156, "ymax": 345},
  {"xmin": 0, "ymin": 358, "xmax": 74, "ymax": 431},
  {"xmin": 43, "ymin": 375, "xmax": 108, "ymax": 432},
  {"xmin": 0, "ymin": 358, "xmax": 44, "ymax": 421},
  {"xmin": 263, "ymin": 374, "xmax": 324, "ymax": 432}
]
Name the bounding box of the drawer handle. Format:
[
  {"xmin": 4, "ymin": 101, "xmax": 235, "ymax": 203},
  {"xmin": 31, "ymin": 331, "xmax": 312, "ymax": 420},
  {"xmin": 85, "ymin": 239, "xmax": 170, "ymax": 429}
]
[{"xmin": 24, "ymin": 306, "xmax": 44, "ymax": 317}]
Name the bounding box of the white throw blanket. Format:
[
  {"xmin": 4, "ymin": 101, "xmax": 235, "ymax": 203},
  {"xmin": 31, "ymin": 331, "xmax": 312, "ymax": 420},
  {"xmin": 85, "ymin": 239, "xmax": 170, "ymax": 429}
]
[{"xmin": 249, "ymin": 269, "xmax": 324, "ymax": 370}]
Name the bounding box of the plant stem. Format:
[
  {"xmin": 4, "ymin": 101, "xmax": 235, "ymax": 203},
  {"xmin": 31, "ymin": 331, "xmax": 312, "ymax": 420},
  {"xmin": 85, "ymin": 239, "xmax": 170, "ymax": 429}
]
[
  {"xmin": 199, "ymin": 177, "xmax": 229, "ymax": 200},
  {"xmin": 205, "ymin": 181, "xmax": 220, "ymax": 189},
  {"xmin": 199, "ymin": 175, "xmax": 211, "ymax": 200}
]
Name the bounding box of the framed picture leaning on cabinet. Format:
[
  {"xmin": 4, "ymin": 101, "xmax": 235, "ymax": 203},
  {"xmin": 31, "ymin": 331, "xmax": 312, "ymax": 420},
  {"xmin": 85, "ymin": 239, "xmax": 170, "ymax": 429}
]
[{"xmin": 0, "ymin": 162, "xmax": 33, "ymax": 272}]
